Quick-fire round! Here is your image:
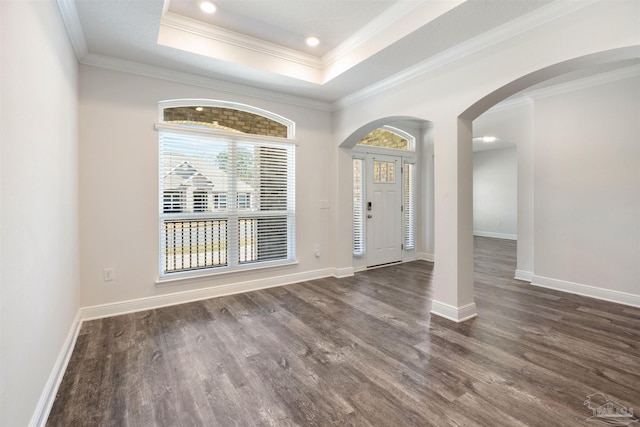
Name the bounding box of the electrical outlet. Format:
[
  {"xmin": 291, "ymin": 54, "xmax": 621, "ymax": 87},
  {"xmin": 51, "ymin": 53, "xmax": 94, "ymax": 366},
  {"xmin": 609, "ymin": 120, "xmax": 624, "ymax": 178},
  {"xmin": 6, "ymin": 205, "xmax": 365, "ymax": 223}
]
[
  {"xmin": 103, "ymin": 268, "xmax": 114, "ymax": 282},
  {"xmin": 314, "ymin": 245, "xmax": 320, "ymax": 257}
]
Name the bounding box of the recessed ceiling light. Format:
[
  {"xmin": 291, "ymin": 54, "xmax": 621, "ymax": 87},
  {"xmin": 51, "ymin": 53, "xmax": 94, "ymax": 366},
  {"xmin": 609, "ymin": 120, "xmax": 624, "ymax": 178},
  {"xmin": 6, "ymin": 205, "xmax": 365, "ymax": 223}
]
[
  {"xmin": 200, "ymin": 1, "xmax": 217, "ymax": 14},
  {"xmin": 195, "ymin": 107, "xmax": 204, "ymax": 112},
  {"xmin": 306, "ymin": 37, "xmax": 320, "ymax": 47},
  {"xmin": 482, "ymin": 136, "xmax": 497, "ymax": 143}
]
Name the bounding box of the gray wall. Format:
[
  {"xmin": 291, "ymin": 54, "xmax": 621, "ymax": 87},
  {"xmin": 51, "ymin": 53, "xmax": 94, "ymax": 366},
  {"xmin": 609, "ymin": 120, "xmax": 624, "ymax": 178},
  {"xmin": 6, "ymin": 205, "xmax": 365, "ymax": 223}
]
[
  {"xmin": 534, "ymin": 76, "xmax": 640, "ymax": 296},
  {"xmin": 473, "ymin": 147, "xmax": 518, "ymax": 239}
]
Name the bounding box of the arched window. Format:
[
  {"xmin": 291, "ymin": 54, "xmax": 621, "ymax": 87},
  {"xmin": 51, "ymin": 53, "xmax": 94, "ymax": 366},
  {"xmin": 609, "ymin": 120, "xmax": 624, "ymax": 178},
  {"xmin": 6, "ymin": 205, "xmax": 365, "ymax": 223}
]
[
  {"xmin": 156, "ymin": 100, "xmax": 296, "ymax": 280},
  {"xmin": 356, "ymin": 126, "xmax": 415, "ymax": 151}
]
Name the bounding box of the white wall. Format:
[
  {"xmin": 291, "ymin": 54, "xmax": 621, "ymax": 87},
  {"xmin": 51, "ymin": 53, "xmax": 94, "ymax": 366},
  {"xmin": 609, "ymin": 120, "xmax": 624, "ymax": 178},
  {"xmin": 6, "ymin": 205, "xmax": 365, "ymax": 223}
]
[
  {"xmin": 0, "ymin": 1, "xmax": 80, "ymax": 426},
  {"xmin": 78, "ymin": 65, "xmax": 333, "ymax": 308},
  {"xmin": 473, "ymin": 147, "xmax": 518, "ymax": 239},
  {"xmin": 534, "ymin": 75, "xmax": 640, "ymax": 297}
]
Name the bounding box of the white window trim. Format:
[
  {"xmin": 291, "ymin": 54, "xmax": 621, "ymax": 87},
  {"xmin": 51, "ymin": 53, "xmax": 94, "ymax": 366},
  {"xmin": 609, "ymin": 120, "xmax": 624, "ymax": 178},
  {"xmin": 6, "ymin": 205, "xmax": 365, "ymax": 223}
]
[
  {"xmin": 382, "ymin": 125, "xmax": 416, "ymax": 151},
  {"xmin": 158, "ymin": 99, "xmax": 296, "ymax": 138},
  {"xmin": 155, "ymin": 123, "xmax": 299, "ymax": 145},
  {"xmin": 156, "ymin": 101, "xmax": 296, "ymax": 284}
]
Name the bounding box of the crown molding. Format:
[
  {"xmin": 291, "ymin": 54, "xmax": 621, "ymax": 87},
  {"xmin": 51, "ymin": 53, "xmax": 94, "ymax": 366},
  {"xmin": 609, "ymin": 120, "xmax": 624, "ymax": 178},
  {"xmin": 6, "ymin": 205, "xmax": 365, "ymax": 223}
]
[
  {"xmin": 160, "ymin": 12, "xmax": 323, "ymax": 70},
  {"xmin": 486, "ymin": 63, "xmax": 640, "ymax": 113},
  {"xmin": 523, "ymin": 63, "xmax": 640, "ymax": 100},
  {"xmin": 160, "ymin": 2, "xmax": 456, "ymax": 85},
  {"xmin": 334, "ymin": 0, "xmax": 598, "ymax": 110},
  {"xmin": 322, "ymin": 0, "xmax": 446, "ymax": 68},
  {"xmin": 80, "ymin": 53, "xmax": 333, "ymax": 112},
  {"xmin": 484, "ymin": 97, "xmax": 534, "ymax": 114},
  {"xmin": 56, "ymin": 0, "xmax": 88, "ymax": 60}
]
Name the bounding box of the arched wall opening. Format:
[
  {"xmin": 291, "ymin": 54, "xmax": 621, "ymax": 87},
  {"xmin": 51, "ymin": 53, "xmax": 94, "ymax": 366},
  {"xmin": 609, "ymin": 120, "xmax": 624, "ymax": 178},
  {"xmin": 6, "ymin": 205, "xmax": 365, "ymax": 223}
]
[
  {"xmin": 333, "ymin": 46, "xmax": 640, "ymax": 323},
  {"xmin": 460, "ymin": 47, "xmax": 640, "ymax": 121},
  {"xmin": 338, "ymin": 116, "xmax": 433, "ymax": 273},
  {"xmin": 442, "ymin": 46, "xmax": 640, "ymax": 321},
  {"xmin": 459, "ymin": 46, "xmax": 640, "ymax": 290}
]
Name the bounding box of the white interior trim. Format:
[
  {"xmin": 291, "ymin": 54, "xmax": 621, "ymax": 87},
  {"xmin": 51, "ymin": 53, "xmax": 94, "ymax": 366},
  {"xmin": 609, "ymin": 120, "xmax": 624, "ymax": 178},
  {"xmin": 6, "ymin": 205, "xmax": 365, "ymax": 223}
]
[
  {"xmin": 160, "ymin": 12, "xmax": 322, "ymax": 69},
  {"xmin": 531, "ymin": 275, "xmax": 640, "ymax": 308},
  {"xmin": 332, "ymin": 267, "xmax": 355, "ymax": 278},
  {"xmin": 55, "ymin": 0, "xmax": 88, "ymax": 59},
  {"xmin": 473, "ymin": 231, "xmax": 517, "ymax": 241},
  {"xmin": 80, "ymin": 55, "xmax": 333, "ymax": 112},
  {"xmin": 514, "ymin": 270, "xmax": 533, "ymax": 282},
  {"xmin": 29, "ymin": 311, "xmax": 82, "ymax": 427},
  {"xmin": 158, "ymin": 98, "xmax": 296, "ymax": 137},
  {"xmin": 335, "ymin": 0, "xmax": 597, "ymax": 109},
  {"xmin": 82, "ymin": 268, "xmax": 334, "ymax": 321},
  {"xmin": 486, "ymin": 64, "xmax": 640, "ymax": 114},
  {"xmin": 418, "ymin": 252, "xmax": 435, "ymax": 262},
  {"xmin": 154, "ymin": 123, "xmax": 298, "ymax": 145},
  {"xmin": 524, "ymin": 63, "xmax": 640, "ymax": 100},
  {"xmin": 431, "ymin": 300, "xmax": 478, "ymax": 323},
  {"xmin": 58, "ymin": 0, "xmax": 596, "ymax": 112},
  {"xmin": 321, "ymin": 0, "xmax": 452, "ymax": 68}
]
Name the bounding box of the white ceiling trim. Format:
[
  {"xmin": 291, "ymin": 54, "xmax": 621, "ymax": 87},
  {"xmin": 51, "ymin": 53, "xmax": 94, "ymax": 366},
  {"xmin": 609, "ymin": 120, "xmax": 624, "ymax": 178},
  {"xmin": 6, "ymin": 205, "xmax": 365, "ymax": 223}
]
[
  {"xmin": 80, "ymin": 53, "xmax": 333, "ymax": 112},
  {"xmin": 159, "ymin": 12, "xmax": 323, "ymax": 70},
  {"xmin": 334, "ymin": 0, "xmax": 599, "ymax": 110},
  {"xmin": 484, "ymin": 97, "xmax": 533, "ymax": 115},
  {"xmin": 486, "ymin": 64, "xmax": 640, "ymax": 114},
  {"xmin": 159, "ymin": 0, "xmax": 461, "ymax": 85},
  {"xmin": 524, "ymin": 63, "xmax": 640, "ymax": 100},
  {"xmin": 55, "ymin": 0, "xmax": 332, "ymax": 110},
  {"xmin": 321, "ymin": 0, "xmax": 463, "ymax": 77},
  {"xmin": 56, "ymin": 0, "xmax": 88, "ymax": 60}
]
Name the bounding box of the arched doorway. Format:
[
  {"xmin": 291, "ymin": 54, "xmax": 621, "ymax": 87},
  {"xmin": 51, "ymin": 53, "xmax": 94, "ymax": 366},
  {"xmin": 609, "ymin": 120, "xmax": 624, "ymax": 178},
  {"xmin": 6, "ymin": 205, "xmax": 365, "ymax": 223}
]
[{"xmin": 340, "ymin": 117, "xmax": 432, "ymax": 271}]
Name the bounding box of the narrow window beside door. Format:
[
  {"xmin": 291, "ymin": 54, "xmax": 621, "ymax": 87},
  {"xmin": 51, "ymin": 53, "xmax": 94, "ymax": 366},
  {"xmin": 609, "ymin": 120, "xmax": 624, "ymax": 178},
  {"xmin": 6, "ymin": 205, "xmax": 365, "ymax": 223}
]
[{"xmin": 353, "ymin": 158, "xmax": 365, "ymax": 256}]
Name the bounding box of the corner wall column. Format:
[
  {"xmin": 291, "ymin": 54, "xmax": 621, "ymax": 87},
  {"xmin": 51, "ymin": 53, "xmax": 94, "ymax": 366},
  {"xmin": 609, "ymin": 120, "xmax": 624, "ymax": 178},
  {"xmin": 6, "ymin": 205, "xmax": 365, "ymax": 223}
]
[{"xmin": 431, "ymin": 117, "xmax": 476, "ymax": 322}]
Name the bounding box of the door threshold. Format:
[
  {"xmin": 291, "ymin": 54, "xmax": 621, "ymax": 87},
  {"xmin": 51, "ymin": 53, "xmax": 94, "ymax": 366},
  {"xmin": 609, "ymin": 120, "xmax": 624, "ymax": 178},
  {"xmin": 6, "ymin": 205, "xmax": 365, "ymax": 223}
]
[{"xmin": 365, "ymin": 260, "xmax": 403, "ymax": 270}]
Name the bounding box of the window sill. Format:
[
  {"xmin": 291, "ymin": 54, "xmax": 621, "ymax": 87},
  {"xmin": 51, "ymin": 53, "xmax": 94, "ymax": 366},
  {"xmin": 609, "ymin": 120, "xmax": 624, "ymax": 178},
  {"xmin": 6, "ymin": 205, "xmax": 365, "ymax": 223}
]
[{"xmin": 155, "ymin": 260, "xmax": 298, "ymax": 288}]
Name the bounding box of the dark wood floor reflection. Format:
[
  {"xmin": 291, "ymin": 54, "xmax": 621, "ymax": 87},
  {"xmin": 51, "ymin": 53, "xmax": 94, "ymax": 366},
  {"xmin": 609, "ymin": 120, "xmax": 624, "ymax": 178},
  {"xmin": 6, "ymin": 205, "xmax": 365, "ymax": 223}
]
[{"xmin": 47, "ymin": 237, "xmax": 640, "ymax": 426}]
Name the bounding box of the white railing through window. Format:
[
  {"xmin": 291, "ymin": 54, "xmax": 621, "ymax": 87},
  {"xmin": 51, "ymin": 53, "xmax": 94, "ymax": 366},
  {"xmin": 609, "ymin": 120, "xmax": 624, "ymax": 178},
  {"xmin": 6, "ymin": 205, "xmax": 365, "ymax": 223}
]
[{"xmin": 159, "ymin": 127, "xmax": 295, "ymax": 276}]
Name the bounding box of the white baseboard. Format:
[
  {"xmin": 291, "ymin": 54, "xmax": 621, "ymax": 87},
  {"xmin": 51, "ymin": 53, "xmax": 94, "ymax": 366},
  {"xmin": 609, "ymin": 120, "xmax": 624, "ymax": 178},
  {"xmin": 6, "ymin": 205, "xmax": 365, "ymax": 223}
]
[
  {"xmin": 333, "ymin": 266, "xmax": 355, "ymax": 278},
  {"xmin": 81, "ymin": 268, "xmax": 335, "ymax": 321},
  {"xmin": 431, "ymin": 300, "xmax": 478, "ymax": 323},
  {"xmin": 531, "ymin": 275, "xmax": 640, "ymax": 308},
  {"xmin": 29, "ymin": 311, "xmax": 83, "ymax": 427},
  {"xmin": 473, "ymin": 231, "xmax": 517, "ymax": 240},
  {"xmin": 514, "ymin": 270, "xmax": 533, "ymax": 282},
  {"xmin": 31, "ymin": 267, "xmax": 339, "ymax": 425},
  {"xmin": 418, "ymin": 252, "xmax": 435, "ymax": 262}
]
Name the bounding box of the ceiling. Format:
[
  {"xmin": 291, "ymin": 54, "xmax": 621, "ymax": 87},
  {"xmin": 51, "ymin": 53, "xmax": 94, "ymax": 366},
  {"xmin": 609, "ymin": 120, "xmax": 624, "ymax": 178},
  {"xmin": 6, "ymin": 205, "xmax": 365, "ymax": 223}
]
[{"xmin": 65, "ymin": 0, "xmax": 559, "ymax": 104}]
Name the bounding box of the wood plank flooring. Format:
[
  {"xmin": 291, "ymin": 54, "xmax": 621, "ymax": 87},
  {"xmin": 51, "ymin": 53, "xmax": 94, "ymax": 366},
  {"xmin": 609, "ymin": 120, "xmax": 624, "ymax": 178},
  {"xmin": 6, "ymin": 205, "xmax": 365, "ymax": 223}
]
[{"xmin": 47, "ymin": 237, "xmax": 640, "ymax": 426}]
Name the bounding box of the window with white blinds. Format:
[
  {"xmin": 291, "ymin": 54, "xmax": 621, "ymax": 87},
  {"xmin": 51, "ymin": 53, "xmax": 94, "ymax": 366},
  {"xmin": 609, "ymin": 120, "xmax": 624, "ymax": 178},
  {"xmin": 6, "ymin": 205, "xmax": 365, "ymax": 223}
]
[
  {"xmin": 353, "ymin": 158, "xmax": 365, "ymax": 256},
  {"xmin": 159, "ymin": 128, "xmax": 295, "ymax": 277},
  {"xmin": 404, "ymin": 162, "xmax": 416, "ymax": 250}
]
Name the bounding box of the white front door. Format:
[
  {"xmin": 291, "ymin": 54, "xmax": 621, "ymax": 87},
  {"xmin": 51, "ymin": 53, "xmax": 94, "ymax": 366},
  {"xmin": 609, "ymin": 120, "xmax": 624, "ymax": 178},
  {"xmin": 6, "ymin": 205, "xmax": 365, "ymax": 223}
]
[{"xmin": 366, "ymin": 154, "xmax": 402, "ymax": 267}]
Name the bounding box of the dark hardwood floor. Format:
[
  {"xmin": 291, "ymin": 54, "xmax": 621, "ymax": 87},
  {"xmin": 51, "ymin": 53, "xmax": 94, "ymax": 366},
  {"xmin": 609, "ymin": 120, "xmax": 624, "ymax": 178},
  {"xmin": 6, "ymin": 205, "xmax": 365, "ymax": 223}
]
[{"xmin": 47, "ymin": 237, "xmax": 640, "ymax": 426}]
